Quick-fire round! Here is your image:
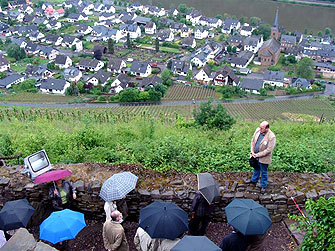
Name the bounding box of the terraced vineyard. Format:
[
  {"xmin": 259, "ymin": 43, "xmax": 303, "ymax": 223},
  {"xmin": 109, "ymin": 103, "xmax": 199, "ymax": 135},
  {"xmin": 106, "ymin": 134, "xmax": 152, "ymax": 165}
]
[
  {"xmin": 1, "ymin": 98, "xmax": 334, "ymax": 122},
  {"xmin": 163, "ymin": 85, "xmax": 220, "ymax": 101},
  {"xmin": 223, "ymin": 99, "xmax": 335, "ymax": 121}
]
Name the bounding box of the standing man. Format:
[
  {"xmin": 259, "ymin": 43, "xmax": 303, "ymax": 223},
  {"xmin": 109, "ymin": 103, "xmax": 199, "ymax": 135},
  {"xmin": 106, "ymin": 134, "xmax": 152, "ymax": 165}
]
[
  {"xmin": 103, "ymin": 210, "xmax": 129, "ymax": 251},
  {"xmin": 189, "ymin": 192, "xmax": 213, "ymax": 236},
  {"xmin": 247, "ymin": 121, "xmax": 276, "ymax": 193}
]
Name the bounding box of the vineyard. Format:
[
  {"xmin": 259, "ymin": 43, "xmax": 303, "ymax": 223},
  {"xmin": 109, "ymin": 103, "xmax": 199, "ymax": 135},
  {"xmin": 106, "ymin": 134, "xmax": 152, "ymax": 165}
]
[
  {"xmin": 0, "ymin": 98, "xmax": 334, "ymax": 122},
  {"xmin": 163, "ymin": 85, "xmax": 220, "ymax": 101},
  {"xmin": 223, "ymin": 98, "xmax": 335, "ymax": 121}
]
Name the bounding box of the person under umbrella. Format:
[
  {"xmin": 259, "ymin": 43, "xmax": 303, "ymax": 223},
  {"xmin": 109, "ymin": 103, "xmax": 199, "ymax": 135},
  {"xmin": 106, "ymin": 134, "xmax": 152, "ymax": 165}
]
[
  {"xmin": 40, "ymin": 209, "xmax": 86, "ymax": 250},
  {"xmin": 189, "ymin": 173, "xmax": 219, "ymax": 236},
  {"xmin": 0, "ymin": 199, "xmax": 35, "ymax": 241},
  {"xmin": 100, "ymin": 172, "xmax": 137, "ymax": 222},
  {"xmin": 220, "ymin": 226, "xmax": 248, "ymax": 251},
  {"xmin": 171, "ymin": 235, "xmax": 221, "ymax": 251},
  {"xmin": 34, "ymin": 169, "xmax": 77, "ymax": 211},
  {"xmin": 49, "ymin": 178, "xmax": 77, "ymax": 211}
]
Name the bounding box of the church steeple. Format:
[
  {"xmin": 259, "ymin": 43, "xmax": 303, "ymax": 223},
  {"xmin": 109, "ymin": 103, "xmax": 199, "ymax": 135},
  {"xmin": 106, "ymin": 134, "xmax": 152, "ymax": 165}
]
[
  {"xmin": 273, "ymin": 8, "xmax": 279, "ymax": 28},
  {"xmin": 271, "ymin": 8, "xmax": 280, "ymax": 40}
]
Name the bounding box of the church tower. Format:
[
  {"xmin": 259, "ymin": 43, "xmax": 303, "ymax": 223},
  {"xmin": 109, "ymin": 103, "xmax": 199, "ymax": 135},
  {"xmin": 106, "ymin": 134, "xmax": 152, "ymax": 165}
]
[{"xmin": 271, "ymin": 9, "xmax": 280, "ymax": 40}]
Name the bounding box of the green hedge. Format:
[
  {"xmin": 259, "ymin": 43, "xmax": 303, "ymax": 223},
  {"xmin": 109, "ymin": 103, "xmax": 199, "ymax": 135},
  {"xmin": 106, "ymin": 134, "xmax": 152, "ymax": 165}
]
[{"xmin": 1, "ymin": 117, "xmax": 335, "ymax": 173}]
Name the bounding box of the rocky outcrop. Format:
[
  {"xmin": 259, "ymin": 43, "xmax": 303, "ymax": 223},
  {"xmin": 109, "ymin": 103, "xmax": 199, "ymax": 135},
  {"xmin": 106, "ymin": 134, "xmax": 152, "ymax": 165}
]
[{"xmin": 0, "ymin": 228, "xmax": 57, "ymax": 251}]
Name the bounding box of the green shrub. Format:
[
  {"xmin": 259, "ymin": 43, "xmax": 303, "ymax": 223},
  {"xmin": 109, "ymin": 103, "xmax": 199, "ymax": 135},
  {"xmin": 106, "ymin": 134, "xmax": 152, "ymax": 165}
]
[
  {"xmin": 290, "ymin": 197, "xmax": 335, "ymax": 251},
  {"xmin": 193, "ymin": 101, "xmax": 235, "ymax": 130}
]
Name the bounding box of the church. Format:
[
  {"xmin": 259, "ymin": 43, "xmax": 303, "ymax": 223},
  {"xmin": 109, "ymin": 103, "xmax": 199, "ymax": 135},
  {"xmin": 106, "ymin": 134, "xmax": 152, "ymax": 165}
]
[{"xmin": 258, "ymin": 9, "xmax": 281, "ymax": 66}]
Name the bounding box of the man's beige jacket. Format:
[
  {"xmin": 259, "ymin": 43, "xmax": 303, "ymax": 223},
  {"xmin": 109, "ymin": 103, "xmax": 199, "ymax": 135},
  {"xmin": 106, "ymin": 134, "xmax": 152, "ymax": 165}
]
[{"xmin": 250, "ymin": 128, "xmax": 276, "ymax": 164}]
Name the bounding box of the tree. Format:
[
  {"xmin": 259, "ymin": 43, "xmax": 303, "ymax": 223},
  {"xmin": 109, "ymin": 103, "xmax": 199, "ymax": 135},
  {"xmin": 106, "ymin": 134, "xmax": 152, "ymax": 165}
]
[
  {"xmin": 108, "ymin": 39, "xmax": 114, "ymax": 54},
  {"xmin": 0, "ymin": 0, "xmax": 7, "ymax": 8},
  {"xmin": 304, "ymin": 28, "xmax": 308, "ymax": 35},
  {"xmin": 6, "ymin": 44, "xmax": 26, "ymax": 61},
  {"xmin": 297, "ymin": 57, "xmax": 314, "ymax": 79},
  {"xmin": 232, "ymin": 46, "xmax": 237, "ymax": 53},
  {"xmin": 148, "ymin": 89, "xmax": 162, "ymax": 102},
  {"xmin": 259, "ymin": 88, "xmax": 267, "ymax": 96},
  {"xmin": 226, "ymin": 45, "xmax": 232, "ymax": 52},
  {"xmin": 138, "ymin": 91, "xmax": 150, "ymax": 101},
  {"xmin": 193, "ymin": 101, "xmax": 235, "ymax": 130},
  {"xmin": 186, "ymin": 69, "xmax": 193, "ymax": 81},
  {"xmin": 154, "ymin": 83, "xmax": 167, "ymax": 96},
  {"xmin": 215, "ymin": 14, "xmax": 223, "ymax": 20},
  {"xmin": 119, "ymin": 88, "xmax": 140, "ymax": 102},
  {"xmin": 155, "ymin": 37, "xmax": 159, "ymax": 52},
  {"xmin": 317, "ymin": 31, "xmax": 323, "ymax": 37},
  {"xmin": 77, "ymin": 81, "xmax": 85, "ymax": 94},
  {"xmin": 239, "ymin": 16, "xmax": 248, "ymax": 24},
  {"xmin": 0, "ymin": 71, "xmax": 6, "ymax": 79},
  {"xmin": 177, "ymin": 4, "xmax": 187, "ymax": 13},
  {"xmin": 94, "ymin": 48, "xmax": 102, "ymax": 60},
  {"xmin": 71, "ymin": 45, "xmax": 76, "ymax": 52},
  {"xmin": 252, "ymin": 24, "xmax": 271, "ymax": 40},
  {"xmin": 65, "ymin": 82, "xmax": 79, "ymax": 96},
  {"xmin": 325, "ymin": 27, "xmax": 332, "ymax": 36},
  {"xmin": 249, "ymin": 17, "xmax": 261, "ymax": 27},
  {"xmin": 167, "ymin": 60, "xmax": 172, "ymax": 70},
  {"xmin": 126, "ymin": 33, "xmax": 131, "ymax": 49},
  {"xmin": 12, "ymin": 79, "xmax": 36, "ymax": 92},
  {"xmin": 161, "ymin": 69, "xmax": 172, "ymax": 84}
]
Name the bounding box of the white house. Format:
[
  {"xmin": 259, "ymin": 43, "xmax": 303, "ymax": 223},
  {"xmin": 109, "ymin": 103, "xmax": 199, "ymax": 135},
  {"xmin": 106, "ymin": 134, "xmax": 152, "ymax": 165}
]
[
  {"xmin": 222, "ymin": 19, "xmax": 241, "ymax": 34},
  {"xmin": 61, "ymin": 36, "xmax": 83, "ymax": 51},
  {"xmin": 87, "ymin": 69, "xmax": 111, "ymax": 86},
  {"xmin": 194, "ymin": 65, "xmax": 214, "ymax": 84},
  {"xmin": 110, "ymin": 74, "xmax": 130, "ymax": 94},
  {"xmin": 240, "ymin": 24, "xmax": 254, "ymax": 36},
  {"xmin": 263, "ymin": 70, "xmax": 286, "ymax": 87},
  {"xmin": 78, "ymin": 58, "xmax": 104, "ymax": 72},
  {"xmin": 40, "ymin": 79, "xmax": 70, "ymax": 95},
  {"xmin": 77, "ymin": 24, "xmax": 93, "ymax": 35},
  {"xmin": 130, "ymin": 61, "xmax": 152, "ymax": 77},
  {"xmin": 156, "ymin": 29, "xmax": 174, "ymax": 42},
  {"xmin": 239, "ymin": 78, "xmax": 264, "ymax": 94},
  {"xmin": 108, "ymin": 59, "xmax": 127, "ymax": 74},
  {"xmin": 243, "ymin": 35, "xmax": 263, "ymax": 53},
  {"xmin": 120, "ymin": 24, "xmax": 141, "ymax": 39},
  {"xmin": 186, "ymin": 10, "xmax": 202, "ymax": 25},
  {"xmin": 0, "ymin": 55, "xmax": 10, "ymax": 72},
  {"xmin": 194, "ymin": 27, "xmax": 208, "ymax": 40},
  {"xmin": 55, "ymin": 54, "xmax": 72, "ymax": 69},
  {"xmin": 0, "ymin": 74, "xmax": 24, "ymax": 88},
  {"xmin": 145, "ymin": 22, "xmax": 156, "ymax": 35},
  {"xmin": 171, "ymin": 60, "xmax": 192, "ymax": 76}
]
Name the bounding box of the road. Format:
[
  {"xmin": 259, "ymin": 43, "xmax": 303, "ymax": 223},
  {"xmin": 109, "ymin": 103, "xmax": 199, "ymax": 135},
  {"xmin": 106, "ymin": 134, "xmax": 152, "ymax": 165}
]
[{"xmin": 0, "ymin": 94, "xmax": 319, "ymax": 108}]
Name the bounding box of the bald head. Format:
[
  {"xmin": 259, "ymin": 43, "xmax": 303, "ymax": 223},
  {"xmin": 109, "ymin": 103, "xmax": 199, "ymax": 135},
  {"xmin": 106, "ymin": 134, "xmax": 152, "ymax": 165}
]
[
  {"xmin": 259, "ymin": 121, "xmax": 269, "ymax": 134},
  {"xmin": 111, "ymin": 210, "xmax": 123, "ymax": 222}
]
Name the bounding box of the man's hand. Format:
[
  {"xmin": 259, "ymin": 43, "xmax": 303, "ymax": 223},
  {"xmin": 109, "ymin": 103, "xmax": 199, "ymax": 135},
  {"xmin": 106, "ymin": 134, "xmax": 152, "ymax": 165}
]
[
  {"xmin": 191, "ymin": 212, "xmax": 195, "ymax": 219},
  {"xmin": 73, "ymin": 193, "xmax": 77, "ymax": 200},
  {"xmin": 252, "ymin": 153, "xmax": 258, "ymax": 158},
  {"xmin": 53, "ymin": 189, "xmax": 58, "ymax": 196}
]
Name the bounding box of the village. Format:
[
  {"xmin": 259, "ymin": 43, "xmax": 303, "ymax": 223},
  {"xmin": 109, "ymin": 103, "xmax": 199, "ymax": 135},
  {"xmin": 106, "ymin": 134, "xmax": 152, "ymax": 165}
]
[{"xmin": 0, "ymin": 0, "xmax": 334, "ymax": 100}]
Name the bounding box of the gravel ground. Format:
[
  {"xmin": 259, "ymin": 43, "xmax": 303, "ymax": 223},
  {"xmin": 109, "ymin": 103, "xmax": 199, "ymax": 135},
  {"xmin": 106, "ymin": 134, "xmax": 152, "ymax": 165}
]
[{"xmin": 30, "ymin": 220, "xmax": 296, "ymax": 251}]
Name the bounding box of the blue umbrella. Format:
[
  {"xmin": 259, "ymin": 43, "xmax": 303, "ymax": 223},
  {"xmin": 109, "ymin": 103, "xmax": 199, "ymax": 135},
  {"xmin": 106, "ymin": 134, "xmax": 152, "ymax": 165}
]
[
  {"xmin": 171, "ymin": 236, "xmax": 221, "ymax": 251},
  {"xmin": 40, "ymin": 209, "xmax": 86, "ymax": 244},
  {"xmin": 99, "ymin": 172, "xmax": 138, "ymax": 201},
  {"xmin": 225, "ymin": 199, "xmax": 272, "ymax": 235},
  {"xmin": 139, "ymin": 201, "xmax": 188, "ymax": 240}
]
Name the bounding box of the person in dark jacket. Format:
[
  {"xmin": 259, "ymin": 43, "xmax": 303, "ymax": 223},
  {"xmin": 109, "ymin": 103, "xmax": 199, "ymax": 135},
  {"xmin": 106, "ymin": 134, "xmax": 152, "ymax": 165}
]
[
  {"xmin": 48, "ymin": 179, "xmax": 77, "ymax": 211},
  {"xmin": 189, "ymin": 192, "xmax": 213, "ymax": 236},
  {"xmin": 220, "ymin": 228, "xmax": 248, "ymax": 251}
]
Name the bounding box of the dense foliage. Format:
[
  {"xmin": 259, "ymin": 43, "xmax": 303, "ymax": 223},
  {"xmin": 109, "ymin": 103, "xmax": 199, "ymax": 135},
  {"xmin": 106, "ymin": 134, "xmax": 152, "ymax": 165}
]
[
  {"xmin": 193, "ymin": 101, "xmax": 235, "ymax": 130},
  {"xmin": 290, "ymin": 197, "xmax": 335, "ymax": 251},
  {"xmin": 0, "ymin": 109, "xmax": 334, "ymax": 173}
]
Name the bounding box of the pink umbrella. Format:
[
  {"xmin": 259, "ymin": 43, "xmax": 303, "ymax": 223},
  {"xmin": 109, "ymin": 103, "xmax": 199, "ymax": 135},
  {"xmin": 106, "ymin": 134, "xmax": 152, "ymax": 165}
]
[{"xmin": 34, "ymin": 170, "xmax": 72, "ymax": 184}]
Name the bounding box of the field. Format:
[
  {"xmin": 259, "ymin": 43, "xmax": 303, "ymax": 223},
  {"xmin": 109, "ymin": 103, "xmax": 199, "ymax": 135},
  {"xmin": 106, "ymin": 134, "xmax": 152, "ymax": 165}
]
[
  {"xmin": 1, "ymin": 98, "xmax": 334, "ymax": 122},
  {"xmin": 163, "ymin": 85, "xmax": 221, "ymax": 101},
  {"xmin": 0, "ymin": 92, "xmax": 74, "ymax": 104}
]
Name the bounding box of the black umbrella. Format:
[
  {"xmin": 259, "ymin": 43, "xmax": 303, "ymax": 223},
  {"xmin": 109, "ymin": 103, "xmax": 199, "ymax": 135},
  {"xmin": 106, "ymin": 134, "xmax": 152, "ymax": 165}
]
[
  {"xmin": 139, "ymin": 201, "xmax": 188, "ymax": 240},
  {"xmin": 197, "ymin": 173, "xmax": 220, "ymax": 204},
  {"xmin": 0, "ymin": 199, "xmax": 35, "ymax": 231}
]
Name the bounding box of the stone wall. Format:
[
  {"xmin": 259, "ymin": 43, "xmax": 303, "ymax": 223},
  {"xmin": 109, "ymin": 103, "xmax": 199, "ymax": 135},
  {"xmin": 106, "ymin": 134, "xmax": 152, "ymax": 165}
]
[{"xmin": 0, "ymin": 164, "xmax": 334, "ymax": 226}]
